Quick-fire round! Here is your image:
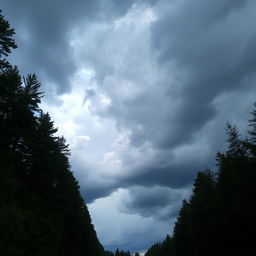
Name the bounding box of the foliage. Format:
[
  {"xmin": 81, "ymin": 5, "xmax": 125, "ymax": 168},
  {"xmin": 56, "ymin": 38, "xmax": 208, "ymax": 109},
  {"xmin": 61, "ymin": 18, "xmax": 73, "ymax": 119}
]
[
  {"xmin": 0, "ymin": 10, "xmax": 17, "ymax": 69},
  {"xmin": 1, "ymin": 8, "xmax": 256, "ymax": 256},
  {"xmin": 0, "ymin": 10, "xmax": 104, "ymax": 256},
  {"xmin": 145, "ymin": 108, "xmax": 256, "ymax": 256}
]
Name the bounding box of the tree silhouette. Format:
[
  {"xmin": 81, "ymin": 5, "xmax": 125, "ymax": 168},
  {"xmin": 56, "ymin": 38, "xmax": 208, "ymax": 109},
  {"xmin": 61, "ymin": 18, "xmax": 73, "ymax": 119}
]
[
  {"xmin": 145, "ymin": 106, "xmax": 256, "ymax": 256},
  {"xmin": 0, "ymin": 10, "xmax": 17, "ymax": 69},
  {"xmin": 0, "ymin": 10, "xmax": 104, "ymax": 256}
]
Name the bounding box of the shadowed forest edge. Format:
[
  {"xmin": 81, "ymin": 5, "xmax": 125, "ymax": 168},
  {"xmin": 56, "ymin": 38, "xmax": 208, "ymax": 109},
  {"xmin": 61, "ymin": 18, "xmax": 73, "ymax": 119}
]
[{"xmin": 0, "ymin": 10, "xmax": 255, "ymax": 256}]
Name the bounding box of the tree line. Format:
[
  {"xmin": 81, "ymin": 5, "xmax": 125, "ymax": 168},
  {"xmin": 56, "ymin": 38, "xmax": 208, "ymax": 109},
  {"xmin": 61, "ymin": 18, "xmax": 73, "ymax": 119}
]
[
  {"xmin": 1, "ymin": 8, "xmax": 256, "ymax": 256},
  {"xmin": 0, "ymin": 10, "xmax": 106, "ymax": 256},
  {"xmin": 105, "ymin": 249, "xmax": 139, "ymax": 256},
  {"xmin": 0, "ymin": 11, "xmax": 141, "ymax": 256},
  {"xmin": 145, "ymin": 114, "xmax": 256, "ymax": 255}
]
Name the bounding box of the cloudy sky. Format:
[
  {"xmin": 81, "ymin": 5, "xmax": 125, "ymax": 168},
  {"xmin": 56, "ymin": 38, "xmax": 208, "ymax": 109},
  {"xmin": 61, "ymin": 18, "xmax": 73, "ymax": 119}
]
[{"xmin": 2, "ymin": 0, "xmax": 256, "ymax": 252}]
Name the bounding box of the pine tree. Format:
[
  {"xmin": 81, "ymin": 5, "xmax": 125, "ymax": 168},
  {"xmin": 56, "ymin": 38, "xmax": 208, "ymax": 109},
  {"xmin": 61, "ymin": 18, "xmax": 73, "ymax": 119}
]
[
  {"xmin": 0, "ymin": 10, "xmax": 104, "ymax": 256},
  {"xmin": 0, "ymin": 10, "xmax": 17, "ymax": 69},
  {"xmin": 171, "ymin": 199, "xmax": 191, "ymax": 256},
  {"xmin": 189, "ymin": 170, "xmax": 216, "ymax": 256}
]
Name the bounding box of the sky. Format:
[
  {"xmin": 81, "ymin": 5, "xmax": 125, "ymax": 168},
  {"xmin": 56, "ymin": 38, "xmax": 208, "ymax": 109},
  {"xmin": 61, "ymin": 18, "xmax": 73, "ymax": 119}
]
[{"xmin": 1, "ymin": 0, "xmax": 256, "ymax": 252}]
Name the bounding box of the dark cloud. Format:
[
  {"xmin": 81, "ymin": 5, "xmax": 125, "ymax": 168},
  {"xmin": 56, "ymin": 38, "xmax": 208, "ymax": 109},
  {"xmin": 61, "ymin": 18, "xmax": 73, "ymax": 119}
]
[
  {"xmin": 82, "ymin": 186, "xmax": 116, "ymax": 204},
  {"xmin": 122, "ymin": 186, "xmax": 183, "ymax": 219},
  {"xmin": 1, "ymin": 0, "xmax": 158, "ymax": 97},
  {"xmin": 96, "ymin": 0, "xmax": 256, "ymax": 154},
  {"xmin": 2, "ymin": 0, "xmax": 100, "ymax": 94},
  {"xmin": 1, "ymin": 0, "xmax": 145, "ymax": 96},
  {"xmin": 75, "ymin": 0, "xmax": 256, "ymax": 252},
  {"xmin": 149, "ymin": 0, "xmax": 256, "ymax": 149},
  {"xmin": 124, "ymin": 157, "xmax": 210, "ymax": 190},
  {"xmin": 81, "ymin": 155, "xmax": 209, "ymax": 204},
  {"xmin": 3, "ymin": 0, "xmax": 256, "ymax": 252}
]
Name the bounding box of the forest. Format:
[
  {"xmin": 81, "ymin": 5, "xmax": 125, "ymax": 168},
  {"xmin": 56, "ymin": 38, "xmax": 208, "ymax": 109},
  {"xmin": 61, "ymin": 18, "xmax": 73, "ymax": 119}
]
[{"xmin": 1, "ymin": 9, "xmax": 256, "ymax": 256}]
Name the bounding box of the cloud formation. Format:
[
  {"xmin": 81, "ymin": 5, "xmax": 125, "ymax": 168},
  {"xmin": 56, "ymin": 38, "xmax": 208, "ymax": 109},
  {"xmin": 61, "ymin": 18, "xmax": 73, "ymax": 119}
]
[
  {"xmin": 2, "ymin": 0, "xmax": 256, "ymax": 252},
  {"xmin": 120, "ymin": 186, "xmax": 184, "ymax": 219},
  {"xmin": 2, "ymin": 0, "xmax": 147, "ymax": 97},
  {"xmin": 150, "ymin": 0, "xmax": 256, "ymax": 148}
]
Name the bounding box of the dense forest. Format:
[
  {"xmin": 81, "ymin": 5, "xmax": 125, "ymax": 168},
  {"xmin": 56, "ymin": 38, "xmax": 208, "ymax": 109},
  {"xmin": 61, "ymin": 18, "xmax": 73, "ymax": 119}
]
[
  {"xmin": 0, "ymin": 10, "xmax": 138, "ymax": 256},
  {"xmin": 1, "ymin": 9, "xmax": 256, "ymax": 256},
  {"xmin": 145, "ymin": 117, "xmax": 256, "ymax": 255},
  {"xmin": 0, "ymin": 10, "xmax": 106, "ymax": 255}
]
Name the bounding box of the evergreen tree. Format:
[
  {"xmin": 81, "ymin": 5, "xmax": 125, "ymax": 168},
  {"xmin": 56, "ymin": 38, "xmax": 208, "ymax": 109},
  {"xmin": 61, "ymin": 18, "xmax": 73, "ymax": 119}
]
[
  {"xmin": 0, "ymin": 10, "xmax": 104, "ymax": 256},
  {"xmin": 171, "ymin": 199, "xmax": 191, "ymax": 256},
  {"xmin": 145, "ymin": 242, "xmax": 162, "ymax": 256},
  {"xmin": 189, "ymin": 170, "xmax": 216, "ymax": 256},
  {"xmin": 248, "ymin": 103, "xmax": 256, "ymax": 142},
  {"xmin": 145, "ymin": 105, "xmax": 256, "ymax": 256},
  {"xmin": 0, "ymin": 10, "xmax": 17, "ymax": 69}
]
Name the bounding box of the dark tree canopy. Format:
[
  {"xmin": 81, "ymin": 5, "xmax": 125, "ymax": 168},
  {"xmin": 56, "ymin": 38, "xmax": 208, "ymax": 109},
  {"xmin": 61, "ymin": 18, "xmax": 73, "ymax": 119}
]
[
  {"xmin": 0, "ymin": 10, "xmax": 17, "ymax": 69},
  {"xmin": 1, "ymin": 8, "xmax": 256, "ymax": 256},
  {"xmin": 0, "ymin": 10, "xmax": 104, "ymax": 256},
  {"xmin": 145, "ymin": 106, "xmax": 256, "ymax": 256}
]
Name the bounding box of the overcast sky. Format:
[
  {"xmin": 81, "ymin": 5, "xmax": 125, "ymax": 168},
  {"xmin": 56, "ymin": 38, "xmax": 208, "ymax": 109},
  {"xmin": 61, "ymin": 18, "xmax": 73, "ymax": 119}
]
[{"xmin": 2, "ymin": 0, "xmax": 256, "ymax": 252}]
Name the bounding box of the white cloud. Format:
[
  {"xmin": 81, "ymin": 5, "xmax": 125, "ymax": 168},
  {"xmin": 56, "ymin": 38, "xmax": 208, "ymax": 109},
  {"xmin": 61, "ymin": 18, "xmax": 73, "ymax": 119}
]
[
  {"xmin": 88, "ymin": 189, "xmax": 173, "ymax": 252},
  {"xmin": 34, "ymin": 0, "xmax": 256, "ymax": 252}
]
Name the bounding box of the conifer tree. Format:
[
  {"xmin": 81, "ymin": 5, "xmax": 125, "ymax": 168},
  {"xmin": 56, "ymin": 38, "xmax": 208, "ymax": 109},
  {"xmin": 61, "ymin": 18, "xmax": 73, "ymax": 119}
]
[
  {"xmin": 171, "ymin": 199, "xmax": 191, "ymax": 256},
  {"xmin": 189, "ymin": 170, "xmax": 216, "ymax": 256},
  {"xmin": 0, "ymin": 10, "xmax": 104, "ymax": 256},
  {"xmin": 0, "ymin": 10, "xmax": 17, "ymax": 69},
  {"xmin": 145, "ymin": 104, "xmax": 256, "ymax": 256}
]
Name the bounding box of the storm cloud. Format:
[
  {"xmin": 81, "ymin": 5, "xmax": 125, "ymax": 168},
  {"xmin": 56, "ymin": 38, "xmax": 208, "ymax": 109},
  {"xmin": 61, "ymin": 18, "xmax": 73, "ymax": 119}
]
[
  {"xmin": 2, "ymin": 0, "xmax": 256, "ymax": 252},
  {"xmin": 2, "ymin": 0, "xmax": 149, "ymax": 96}
]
